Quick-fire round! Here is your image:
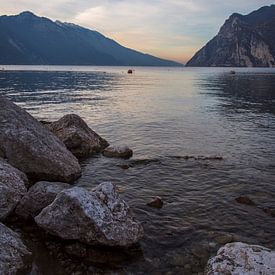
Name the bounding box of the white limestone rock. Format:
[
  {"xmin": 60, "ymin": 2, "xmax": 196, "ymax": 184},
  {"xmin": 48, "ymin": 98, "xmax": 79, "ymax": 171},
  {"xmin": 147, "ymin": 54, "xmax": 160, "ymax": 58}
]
[
  {"xmin": 206, "ymin": 242, "xmax": 275, "ymax": 275},
  {"xmin": 35, "ymin": 182, "xmax": 143, "ymax": 247}
]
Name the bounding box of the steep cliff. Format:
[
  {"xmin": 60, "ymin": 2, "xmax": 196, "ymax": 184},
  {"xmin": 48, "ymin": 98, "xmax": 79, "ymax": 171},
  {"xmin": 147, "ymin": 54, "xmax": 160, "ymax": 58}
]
[{"xmin": 186, "ymin": 5, "xmax": 275, "ymax": 67}]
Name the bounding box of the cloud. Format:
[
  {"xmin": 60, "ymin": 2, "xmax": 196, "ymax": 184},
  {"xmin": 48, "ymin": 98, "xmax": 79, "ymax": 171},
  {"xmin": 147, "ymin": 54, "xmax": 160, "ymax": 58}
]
[{"xmin": 0, "ymin": 0, "xmax": 274, "ymax": 62}]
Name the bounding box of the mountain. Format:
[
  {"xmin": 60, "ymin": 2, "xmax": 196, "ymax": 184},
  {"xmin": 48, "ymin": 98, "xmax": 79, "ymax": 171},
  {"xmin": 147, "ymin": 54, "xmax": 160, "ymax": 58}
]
[
  {"xmin": 0, "ymin": 11, "xmax": 181, "ymax": 66},
  {"xmin": 186, "ymin": 5, "xmax": 275, "ymax": 67}
]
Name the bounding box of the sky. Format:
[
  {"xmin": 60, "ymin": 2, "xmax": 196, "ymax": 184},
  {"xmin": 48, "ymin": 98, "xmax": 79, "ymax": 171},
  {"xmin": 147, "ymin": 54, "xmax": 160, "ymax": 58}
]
[{"xmin": 0, "ymin": 0, "xmax": 274, "ymax": 63}]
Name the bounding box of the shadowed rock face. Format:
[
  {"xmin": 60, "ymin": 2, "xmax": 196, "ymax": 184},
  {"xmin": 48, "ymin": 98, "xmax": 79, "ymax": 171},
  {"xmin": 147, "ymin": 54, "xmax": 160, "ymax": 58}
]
[
  {"xmin": 0, "ymin": 158, "xmax": 27, "ymax": 221},
  {"xmin": 186, "ymin": 5, "xmax": 275, "ymax": 67},
  {"xmin": 46, "ymin": 114, "xmax": 109, "ymax": 158},
  {"xmin": 35, "ymin": 182, "xmax": 144, "ymax": 247},
  {"xmin": 206, "ymin": 242, "xmax": 275, "ymax": 274},
  {"xmin": 0, "ymin": 223, "xmax": 31, "ymax": 273},
  {"xmin": 0, "ymin": 97, "xmax": 81, "ymax": 183},
  {"xmin": 16, "ymin": 181, "xmax": 70, "ymax": 220}
]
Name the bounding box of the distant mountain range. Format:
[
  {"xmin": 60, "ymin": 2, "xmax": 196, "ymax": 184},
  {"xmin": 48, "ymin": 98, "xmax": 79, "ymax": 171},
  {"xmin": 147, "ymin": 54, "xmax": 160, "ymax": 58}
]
[
  {"xmin": 186, "ymin": 5, "xmax": 275, "ymax": 67},
  {"xmin": 0, "ymin": 11, "xmax": 181, "ymax": 66}
]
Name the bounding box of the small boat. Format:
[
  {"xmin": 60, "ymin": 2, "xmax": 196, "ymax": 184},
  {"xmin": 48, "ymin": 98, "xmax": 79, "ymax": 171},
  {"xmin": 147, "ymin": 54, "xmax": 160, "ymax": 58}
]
[{"xmin": 127, "ymin": 69, "xmax": 133, "ymax": 74}]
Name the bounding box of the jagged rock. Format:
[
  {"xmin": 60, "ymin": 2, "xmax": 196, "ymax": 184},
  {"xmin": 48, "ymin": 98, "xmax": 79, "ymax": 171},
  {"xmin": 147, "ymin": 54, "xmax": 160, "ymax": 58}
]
[
  {"xmin": 103, "ymin": 146, "xmax": 133, "ymax": 159},
  {"xmin": 0, "ymin": 223, "xmax": 31, "ymax": 273},
  {"xmin": 46, "ymin": 114, "xmax": 109, "ymax": 158},
  {"xmin": 186, "ymin": 5, "xmax": 275, "ymax": 67},
  {"xmin": 0, "ymin": 97, "xmax": 81, "ymax": 183},
  {"xmin": 206, "ymin": 242, "xmax": 275, "ymax": 274},
  {"xmin": 235, "ymin": 196, "xmax": 255, "ymax": 206},
  {"xmin": 147, "ymin": 197, "xmax": 164, "ymax": 209},
  {"xmin": 16, "ymin": 181, "xmax": 70, "ymax": 219},
  {"xmin": 35, "ymin": 182, "xmax": 144, "ymax": 247},
  {"xmin": 0, "ymin": 158, "xmax": 27, "ymax": 221}
]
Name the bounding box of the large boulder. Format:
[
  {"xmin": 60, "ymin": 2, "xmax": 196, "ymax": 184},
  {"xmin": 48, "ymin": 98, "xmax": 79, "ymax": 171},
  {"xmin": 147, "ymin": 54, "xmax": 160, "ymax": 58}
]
[
  {"xmin": 35, "ymin": 182, "xmax": 144, "ymax": 247},
  {"xmin": 16, "ymin": 181, "xmax": 70, "ymax": 220},
  {"xmin": 0, "ymin": 223, "xmax": 31, "ymax": 274},
  {"xmin": 206, "ymin": 242, "xmax": 275, "ymax": 274},
  {"xmin": 103, "ymin": 145, "xmax": 133, "ymax": 159},
  {"xmin": 0, "ymin": 158, "xmax": 27, "ymax": 221},
  {"xmin": 0, "ymin": 97, "xmax": 81, "ymax": 183},
  {"xmin": 46, "ymin": 114, "xmax": 109, "ymax": 158}
]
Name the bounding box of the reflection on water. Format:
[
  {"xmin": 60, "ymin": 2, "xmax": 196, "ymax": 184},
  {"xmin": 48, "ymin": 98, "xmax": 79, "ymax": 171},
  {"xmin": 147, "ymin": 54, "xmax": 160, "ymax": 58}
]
[
  {"xmin": 200, "ymin": 73, "xmax": 275, "ymax": 116},
  {"xmin": 1, "ymin": 66, "xmax": 275, "ymax": 274}
]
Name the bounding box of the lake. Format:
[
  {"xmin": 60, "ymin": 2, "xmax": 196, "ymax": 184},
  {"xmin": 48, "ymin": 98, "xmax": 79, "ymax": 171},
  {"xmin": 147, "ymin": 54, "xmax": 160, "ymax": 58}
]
[{"xmin": 1, "ymin": 66, "xmax": 275, "ymax": 274}]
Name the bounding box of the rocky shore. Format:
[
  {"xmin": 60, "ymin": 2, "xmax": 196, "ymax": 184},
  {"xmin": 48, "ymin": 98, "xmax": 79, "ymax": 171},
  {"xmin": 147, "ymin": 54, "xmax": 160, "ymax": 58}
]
[
  {"xmin": 0, "ymin": 96, "xmax": 143, "ymax": 274},
  {"xmin": 0, "ymin": 96, "xmax": 275, "ymax": 274}
]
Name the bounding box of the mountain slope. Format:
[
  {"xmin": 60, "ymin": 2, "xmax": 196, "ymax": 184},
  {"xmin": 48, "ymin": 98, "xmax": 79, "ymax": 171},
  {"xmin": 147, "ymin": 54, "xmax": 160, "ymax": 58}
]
[
  {"xmin": 0, "ymin": 11, "xmax": 181, "ymax": 66},
  {"xmin": 186, "ymin": 5, "xmax": 275, "ymax": 67}
]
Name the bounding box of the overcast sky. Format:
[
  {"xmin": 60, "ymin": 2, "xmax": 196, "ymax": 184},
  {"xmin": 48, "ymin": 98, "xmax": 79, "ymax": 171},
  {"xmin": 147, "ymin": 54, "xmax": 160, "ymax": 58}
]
[{"xmin": 0, "ymin": 0, "xmax": 274, "ymax": 63}]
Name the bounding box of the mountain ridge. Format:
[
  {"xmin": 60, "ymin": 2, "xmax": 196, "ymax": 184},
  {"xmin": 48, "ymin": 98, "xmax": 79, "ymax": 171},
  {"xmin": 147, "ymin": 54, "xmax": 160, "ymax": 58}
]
[
  {"xmin": 186, "ymin": 5, "xmax": 275, "ymax": 67},
  {"xmin": 0, "ymin": 11, "xmax": 182, "ymax": 66}
]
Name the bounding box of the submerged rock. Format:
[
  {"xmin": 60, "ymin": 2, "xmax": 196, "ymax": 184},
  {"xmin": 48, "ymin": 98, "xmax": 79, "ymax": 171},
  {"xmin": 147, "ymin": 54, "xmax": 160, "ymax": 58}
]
[
  {"xmin": 0, "ymin": 97, "xmax": 81, "ymax": 183},
  {"xmin": 214, "ymin": 233, "xmax": 234, "ymax": 245},
  {"xmin": 192, "ymin": 246, "xmax": 210, "ymax": 266},
  {"xmin": 171, "ymin": 155, "xmax": 223, "ymax": 161},
  {"xmin": 46, "ymin": 114, "xmax": 109, "ymax": 158},
  {"xmin": 118, "ymin": 164, "xmax": 131, "ymax": 170},
  {"xmin": 263, "ymin": 207, "xmax": 275, "ymax": 217},
  {"xmin": 35, "ymin": 182, "xmax": 144, "ymax": 247},
  {"xmin": 235, "ymin": 196, "xmax": 255, "ymax": 206},
  {"xmin": 103, "ymin": 146, "xmax": 133, "ymax": 159},
  {"xmin": 118, "ymin": 158, "xmax": 161, "ymax": 170},
  {"xmin": 0, "ymin": 223, "xmax": 31, "ymax": 274},
  {"xmin": 0, "ymin": 158, "xmax": 27, "ymax": 221},
  {"xmin": 147, "ymin": 197, "xmax": 164, "ymax": 209},
  {"xmin": 16, "ymin": 181, "xmax": 70, "ymax": 219},
  {"xmin": 206, "ymin": 242, "xmax": 275, "ymax": 274}
]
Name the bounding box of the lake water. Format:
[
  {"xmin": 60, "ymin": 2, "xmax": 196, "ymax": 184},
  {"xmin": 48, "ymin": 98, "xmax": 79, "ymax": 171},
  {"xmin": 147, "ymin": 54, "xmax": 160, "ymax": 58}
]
[{"xmin": 1, "ymin": 66, "xmax": 275, "ymax": 274}]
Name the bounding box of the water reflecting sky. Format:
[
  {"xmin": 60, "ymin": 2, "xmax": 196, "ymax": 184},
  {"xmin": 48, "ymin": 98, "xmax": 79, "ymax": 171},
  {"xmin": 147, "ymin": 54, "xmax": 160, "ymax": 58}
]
[{"xmin": 1, "ymin": 66, "xmax": 275, "ymax": 274}]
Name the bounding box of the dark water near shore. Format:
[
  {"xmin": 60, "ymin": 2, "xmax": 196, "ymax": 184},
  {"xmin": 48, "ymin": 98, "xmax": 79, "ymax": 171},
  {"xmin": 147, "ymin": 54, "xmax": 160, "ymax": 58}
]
[{"xmin": 1, "ymin": 66, "xmax": 275, "ymax": 274}]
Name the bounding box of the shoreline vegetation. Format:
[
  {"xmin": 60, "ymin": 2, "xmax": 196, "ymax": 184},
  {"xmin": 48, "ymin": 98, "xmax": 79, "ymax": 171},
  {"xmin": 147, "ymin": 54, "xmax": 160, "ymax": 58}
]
[{"xmin": 1, "ymin": 96, "xmax": 275, "ymax": 274}]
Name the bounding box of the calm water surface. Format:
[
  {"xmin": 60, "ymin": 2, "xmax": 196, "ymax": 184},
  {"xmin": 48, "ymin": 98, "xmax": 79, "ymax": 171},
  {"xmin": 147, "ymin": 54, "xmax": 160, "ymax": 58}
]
[{"xmin": 1, "ymin": 66, "xmax": 275, "ymax": 274}]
